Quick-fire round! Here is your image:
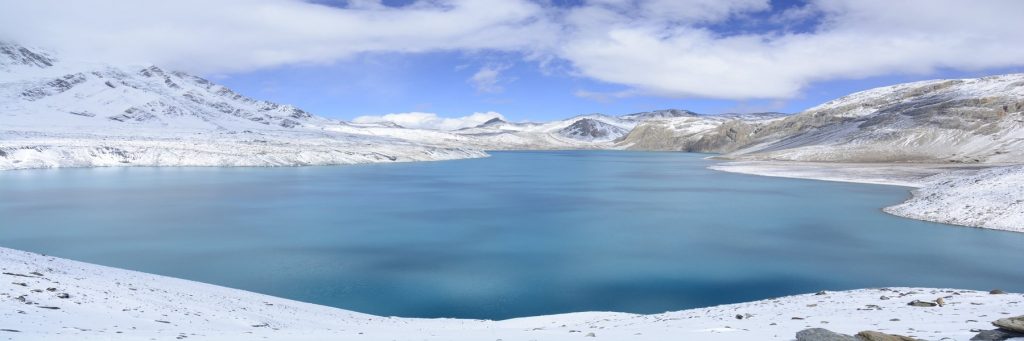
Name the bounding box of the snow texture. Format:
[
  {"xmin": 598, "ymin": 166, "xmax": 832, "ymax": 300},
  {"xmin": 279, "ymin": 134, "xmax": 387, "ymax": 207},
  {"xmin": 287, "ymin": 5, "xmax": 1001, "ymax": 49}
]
[{"xmin": 2, "ymin": 246, "xmax": 1020, "ymax": 341}]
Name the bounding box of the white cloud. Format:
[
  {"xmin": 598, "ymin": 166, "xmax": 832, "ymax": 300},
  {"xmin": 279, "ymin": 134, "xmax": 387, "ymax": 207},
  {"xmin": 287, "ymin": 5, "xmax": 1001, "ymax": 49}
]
[
  {"xmin": 2, "ymin": 0, "xmax": 1024, "ymax": 100},
  {"xmin": 559, "ymin": 0, "xmax": 1024, "ymax": 99},
  {"xmin": 468, "ymin": 64, "xmax": 511, "ymax": 93},
  {"xmin": 352, "ymin": 112, "xmax": 504, "ymax": 130},
  {"xmin": 0, "ymin": 0, "xmax": 557, "ymax": 73}
]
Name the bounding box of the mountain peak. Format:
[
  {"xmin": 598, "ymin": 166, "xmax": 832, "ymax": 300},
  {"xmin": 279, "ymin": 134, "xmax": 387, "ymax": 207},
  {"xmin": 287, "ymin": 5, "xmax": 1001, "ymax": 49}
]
[
  {"xmin": 478, "ymin": 117, "xmax": 506, "ymax": 127},
  {"xmin": 559, "ymin": 118, "xmax": 629, "ymax": 141},
  {"xmin": 0, "ymin": 42, "xmax": 56, "ymax": 70},
  {"xmin": 621, "ymin": 109, "xmax": 699, "ymax": 120}
]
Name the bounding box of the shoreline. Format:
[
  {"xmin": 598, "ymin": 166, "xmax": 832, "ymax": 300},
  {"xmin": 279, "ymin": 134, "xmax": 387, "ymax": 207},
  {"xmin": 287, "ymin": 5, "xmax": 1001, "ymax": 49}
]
[
  {"xmin": 708, "ymin": 160, "xmax": 1024, "ymax": 233},
  {"xmin": 2, "ymin": 246, "xmax": 1020, "ymax": 340}
]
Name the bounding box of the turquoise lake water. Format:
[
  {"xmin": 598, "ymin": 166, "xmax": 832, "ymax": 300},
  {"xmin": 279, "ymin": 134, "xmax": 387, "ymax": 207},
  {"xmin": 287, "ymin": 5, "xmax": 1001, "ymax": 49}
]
[{"xmin": 1, "ymin": 151, "xmax": 1022, "ymax": 319}]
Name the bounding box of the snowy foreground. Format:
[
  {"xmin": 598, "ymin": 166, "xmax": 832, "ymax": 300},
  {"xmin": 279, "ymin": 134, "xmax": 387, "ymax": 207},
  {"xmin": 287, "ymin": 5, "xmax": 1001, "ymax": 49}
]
[
  {"xmin": 710, "ymin": 162, "xmax": 1024, "ymax": 233},
  {"xmin": 1, "ymin": 247, "xmax": 1021, "ymax": 341}
]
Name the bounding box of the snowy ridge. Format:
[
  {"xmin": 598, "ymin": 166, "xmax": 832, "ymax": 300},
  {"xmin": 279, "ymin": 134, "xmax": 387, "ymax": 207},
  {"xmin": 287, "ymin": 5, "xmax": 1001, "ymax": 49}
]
[
  {"xmin": 615, "ymin": 113, "xmax": 787, "ymax": 151},
  {"xmin": 720, "ymin": 74, "xmax": 1024, "ymax": 163},
  {"xmin": 450, "ymin": 113, "xmax": 639, "ymax": 149},
  {"xmin": 2, "ymin": 246, "xmax": 1020, "ymax": 341},
  {"xmin": 0, "ymin": 42, "xmax": 486, "ymax": 170},
  {"xmin": 446, "ymin": 111, "xmax": 780, "ymax": 150}
]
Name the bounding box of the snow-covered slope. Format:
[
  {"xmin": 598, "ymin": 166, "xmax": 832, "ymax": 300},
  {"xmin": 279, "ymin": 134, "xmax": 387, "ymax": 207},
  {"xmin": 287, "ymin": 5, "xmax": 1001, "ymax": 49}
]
[
  {"xmin": 558, "ymin": 117, "xmax": 630, "ymax": 141},
  {"xmin": 3, "ymin": 246, "xmax": 1020, "ymax": 341},
  {"xmin": 616, "ymin": 113, "xmax": 787, "ymax": 151},
  {"xmin": 716, "ymin": 74, "xmax": 1024, "ymax": 163},
  {"xmin": 0, "ymin": 42, "xmax": 486, "ymax": 170},
  {"xmin": 884, "ymin": 165, "xmax": 1024, "ymax": 232}
]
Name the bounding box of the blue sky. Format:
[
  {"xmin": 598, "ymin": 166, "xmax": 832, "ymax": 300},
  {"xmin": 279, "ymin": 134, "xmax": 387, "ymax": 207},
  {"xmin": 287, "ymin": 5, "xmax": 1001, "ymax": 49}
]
[
  {"xmin": 216, "ymin": 51, "xmax": 1024, "ymax": 121},
  {"xmin": 5, "ymin": 0, "xmax": 1024, "ymax": 123}
]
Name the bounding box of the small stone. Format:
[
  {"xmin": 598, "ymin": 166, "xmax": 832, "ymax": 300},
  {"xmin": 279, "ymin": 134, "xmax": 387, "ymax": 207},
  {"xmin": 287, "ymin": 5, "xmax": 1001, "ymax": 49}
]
[
  {"xmin": 795, "ymin": 328, "xmax": 857, "ymax": 341},
  {"xmin": 815, "ymin": 291, "xmax": 828, "ymax": 296},
  {"xmin": 56, "ymin": 293, "xmax": 70, "ymax": 299},
  {"xmin": 990, "ymin": 289, "xmax": 1006, "ymax": 295},
  {"xmin": 585, "ymin": 332, "xmax": 596, "ymax": 337},
  {"xmin": 889, "ymin": 318, "xmax": 900, "ymax": 322},
  {"xmin": 736, "ymin": 314, "xmax": 744, "ymax": 320},
  {"xmin": 11, "ymin": 282, "xmax": 27, "ymax": 287},
  {"xmin": 907, "ymin": 300, "xmax": 937, "ymax": 307},
  {"xmin": 45, "ymin": 288, "xmax": 56, "ymax": 292},
  {"xmin": 879, "ymin": 296, "xmax": 890, "ymax": 300},
  {"xmin": 856, "ymin": 330, "xmax": 921, "ymax": 341}
]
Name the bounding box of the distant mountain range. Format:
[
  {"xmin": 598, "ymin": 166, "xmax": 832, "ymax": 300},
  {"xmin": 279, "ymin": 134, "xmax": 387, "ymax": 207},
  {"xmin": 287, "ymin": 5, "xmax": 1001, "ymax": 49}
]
[
  {"xmin": 2, "ymin": 41, "xmax": 1023, "ymax": 169},
  {"xmin": 0, "ymin": 42, "xmax": 485, "ymax": 170}
]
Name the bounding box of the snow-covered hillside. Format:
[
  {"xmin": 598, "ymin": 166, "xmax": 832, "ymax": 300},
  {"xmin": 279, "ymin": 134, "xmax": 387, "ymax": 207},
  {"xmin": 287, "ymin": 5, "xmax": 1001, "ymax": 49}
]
[
  {"xmin": 716, "ymin": 74, "xmax": 1024, "ymax": 163},
  {"xmin": 3, "ymin": 246, "xmax": 1020, "ymax": 341},
  {"xmin": 0, "ymin": 42, "xmax": 486, "ymax": 170},
  {"xmin": 616, "ymin": 113, "xmax": 787, "ymax": 151},
  {"xmin": 884, "ymin": 165, "xmax": 1024, "ymax": 232}
]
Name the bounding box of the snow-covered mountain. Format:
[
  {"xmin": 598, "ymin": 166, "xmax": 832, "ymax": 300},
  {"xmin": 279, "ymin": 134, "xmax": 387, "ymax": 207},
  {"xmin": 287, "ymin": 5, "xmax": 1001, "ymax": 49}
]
[
  {"xmin": 620, "ymin": 109, "xmax": 699, "ymax": 120},
  {"xmin": 449, "ymin": 113, "xmax": 638, "ymax": 149},
  {"xmin": 558, "ymin": 118, "xmax": 630, "ymax": 141},
  {"xmin": 445, "ymin": 110, "xmax": 777, "ymax": 150},
  {"xmin": 617, "ymin": 75, "xmax": 1024, "ymax": 163},
  {"xmin": 615, "ymin": 113, "xmax": 788, "ymax": 152},
  {"xmin": 0, "ymin": 42, "xmax": 485, "ymax": 170},
  {"xmin": 713, "ymin": 74, "xmax": 1024, "ymax": 163}
]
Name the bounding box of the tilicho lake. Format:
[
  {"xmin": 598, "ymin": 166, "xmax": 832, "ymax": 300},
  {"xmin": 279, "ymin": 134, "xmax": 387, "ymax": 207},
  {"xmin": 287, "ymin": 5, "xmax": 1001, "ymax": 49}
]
[{"xmin": 1, "ymin": 151, "xmax": 1022, "ymax": 319}]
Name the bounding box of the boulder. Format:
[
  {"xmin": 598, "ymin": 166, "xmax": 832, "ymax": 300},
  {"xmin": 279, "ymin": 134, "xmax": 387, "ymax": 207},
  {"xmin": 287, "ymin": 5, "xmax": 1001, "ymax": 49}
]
[
  {"xmin": 856, "ymin": 330, "xmax": 920, "ymax": 341},
  {"xmin": 907, "ymin": 300, "xmax": 937, "ymax": 307},
  {"xmin": 795, "ymin": 328, "xmax": 858, "ymax": 341},
  {"xmin": 994, "ymin": 316, "xmax": 1024, "ymax": 333},
  {"xmin": 971, "ymin": 329, "xmax": 1024, "ymax": 341}
]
